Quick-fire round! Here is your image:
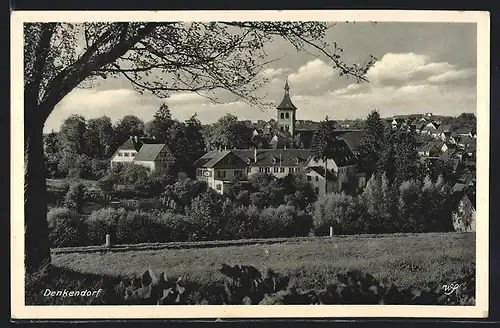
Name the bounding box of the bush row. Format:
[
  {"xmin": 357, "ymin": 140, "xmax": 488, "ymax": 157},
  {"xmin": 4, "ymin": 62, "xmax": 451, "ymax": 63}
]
[{"xmin": 47, "ymin": 203, "xmax": 313, "ymax": 248}]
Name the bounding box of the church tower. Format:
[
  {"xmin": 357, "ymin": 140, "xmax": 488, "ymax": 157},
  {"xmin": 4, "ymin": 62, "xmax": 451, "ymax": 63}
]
[{"xmin": 276, "ymin": 77, "xmax": 297, "ymax": 139}]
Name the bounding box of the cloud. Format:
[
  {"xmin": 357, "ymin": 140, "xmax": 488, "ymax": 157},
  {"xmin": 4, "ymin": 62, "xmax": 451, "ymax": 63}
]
[
  {"xmin": 162, "ymin": 92, "xmax": 211, "ymax": 105},
  {"xmin": 366, "ymin": 53, "xmax": 476, "ymax": 87},
  {"xmin": 287, "ymin": 59, "xmax": 337, "ymax": 94},
  {"xmin": 427, "ymin": 68, "xmax": 476, "ymax": 84},
  {"xmin": 260, "ymin": 67, "xmax": 291, "ymax": 80},
  {"xmin": 294, "ymin": 82, "xmax": 476, "ymax": 120}
]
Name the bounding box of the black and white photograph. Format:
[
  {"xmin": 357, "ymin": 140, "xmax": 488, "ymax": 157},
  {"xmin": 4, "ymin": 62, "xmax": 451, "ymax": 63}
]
[{"xmin": 11, "ymin": 10, "xmax": 489, "ymax": 319}]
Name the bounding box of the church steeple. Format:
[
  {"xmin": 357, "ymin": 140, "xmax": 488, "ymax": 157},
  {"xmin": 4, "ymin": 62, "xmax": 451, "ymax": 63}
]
[
  {"xmin": 276, "ymin": 77, "xmax": 297, "ymax": 140},
  {"xmin": 277, "ymin": 76, "xmax": 297, "ymax": 110}
]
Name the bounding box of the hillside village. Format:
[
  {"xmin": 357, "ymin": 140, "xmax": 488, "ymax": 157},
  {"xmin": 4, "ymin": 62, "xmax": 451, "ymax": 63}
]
[{"xmin": 43, "ymin": 78, "xmax": 477, "ymax": 249}]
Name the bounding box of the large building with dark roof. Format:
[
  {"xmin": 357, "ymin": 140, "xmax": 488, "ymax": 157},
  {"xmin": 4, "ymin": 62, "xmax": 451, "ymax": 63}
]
[{"xmin": 193, "ymin": 77, "xmax": 367, "ymax": 196}]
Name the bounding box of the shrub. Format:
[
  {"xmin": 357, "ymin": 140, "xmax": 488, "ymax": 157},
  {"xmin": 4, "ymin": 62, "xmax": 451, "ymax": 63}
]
[
  {"xmin": 63, "ymin": 182, "xmax": 88, "ymax": 213},
  {"xmin": 90, "ymin": 158, "xmax": 111, "ymax": 180},
  {"xmin": 115, "ymin": 211, "xmax": 160, "ymax": 244},
  {"xmin": 157, "ymin": 212, "xmax": 196, "ymax": 242},
  {"xmin": 47, "ymin": 207, "xmax": 84, "ymax": 248},
  {"xmin": 187, "ymin": 190, "xmax": 225, "ymax": 240},
  {"xmin": 312, "ymin": 192, "xmax": 355, "ymax": 235},
  {"xmin": 257, "ymin": 205, "xmax": 298, "ymax": 238},
  {"xmin": 85, "ymin": 208, "xmax": 126, "ymax": 245}
]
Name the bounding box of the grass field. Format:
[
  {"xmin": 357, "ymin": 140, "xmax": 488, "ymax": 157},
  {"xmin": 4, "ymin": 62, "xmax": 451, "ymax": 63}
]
[{"xmin": 52, "ymin": 232, "xmax": 475, "ymax": 291}]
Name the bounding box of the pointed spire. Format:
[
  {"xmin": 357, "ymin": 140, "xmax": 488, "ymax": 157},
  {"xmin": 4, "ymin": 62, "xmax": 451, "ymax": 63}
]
[{"xmin": 277, "ymin": 77, "xmax": 297, "ymax": 110}]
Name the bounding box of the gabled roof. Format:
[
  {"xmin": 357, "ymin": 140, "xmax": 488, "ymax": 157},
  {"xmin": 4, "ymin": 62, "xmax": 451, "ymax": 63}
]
[
  {"xmin": 421, "ymin": 122, "xmax": 438, "ymax": 131},
  {"xmin": 133, "ymin": 144, "xmax": 169, "ymax": 162},
  {"xmin": 112, "ymin": 137, "xmax": 157, "ymax": 158},
  {"xmin": 306, "ymin": 166, "xmax": 336, "ymax": 180},
  {"xmin": 453, "ymin": 126, "xmax": 472, "ymax": 135},
  {"xmin": 440, "ymin": 148, "xmax": 458, "ymax": 161},
  {"xmin": 305, "ymin": 139, "xmax": 359, "ymax": 167},
  {"xmin": 193, "ymin": 150, "xmax": 229, "ymax": 168},
  {"xmin": 331, "ymin": 130, "xmax": 366, "ymax": 152},
  {"xmin": 233, "ymin": 149, "xmax": 311, "ymax": 167},
  {"xmin": 456, "ymin": 135, "xmax": 475, "ymax": 146},
  {"xmin": 452, "ymin": 183, "xmax": 467, "ymax": 193},
  {"xmin": 418, "ymin": 141, "xmax": 441, "ymax": 153}
]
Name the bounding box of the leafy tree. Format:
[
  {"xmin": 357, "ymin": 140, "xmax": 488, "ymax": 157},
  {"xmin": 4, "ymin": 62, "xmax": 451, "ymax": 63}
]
[
  {"xmin": 63, "ymin": 183, "xmax": 88, "ymax": 213},
  {"xmin": 312, "ymin": 192, "xmax": 354, "ymax": 235},
  {"xmin": 184, "ymin": 114, "xmax": 206, "ymax": 167},
  {"xmin": 311, "ymin": 117, "xmax": 339, "ymax": 194},
  {"xmin": 57, "ymin": 115, "xmax": 88, "ymax": 177},
  {"xmin": 397, "ymin": 179, "xmax": 423, "ymax": 232},
  {"xmin": 43, "ymin": 131, "xmax": 62, "ymax": 178},
  {"xmin": 187, "ymin": 189, "xmax": 226, "ymax": 240},
  {"xmin": 380, "ymin": 128, "xmax": 420, "ymax": 184},
  {"xmin": 148, "ymin": 103, "xmax": 174, "ymax": 142},
  {"xmin": 357, "ymin": 110, "xmax": 386, "ymax": 177},
  {"xmin": 206, "ymin": 114, "xmax": 253, "ymax": 150},
  {"xmin": 23, "ymin": 21, "xmax": 375, "ymax": 272},
  {"xmin": 161, "ymin": 178, "xmax": 208, "ymax": 214},
  {"xmin": 114, "ymin": 115, "xmax": 145, "ymax": 145},
  {"xmin": 85, "ymin": 116, "xmax": 116, "ymax": 158}
]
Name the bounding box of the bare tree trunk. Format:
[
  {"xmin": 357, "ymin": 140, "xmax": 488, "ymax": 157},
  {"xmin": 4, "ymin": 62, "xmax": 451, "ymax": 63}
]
[{"xmin": 24, "ymin": 111, "xmax": 51, "ymax": 273}]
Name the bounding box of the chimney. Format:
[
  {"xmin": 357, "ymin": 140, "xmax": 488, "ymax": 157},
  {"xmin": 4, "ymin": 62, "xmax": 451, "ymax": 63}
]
[{"xmin": 254, "ymin": 148, "xmax": 257, "ymax": 163}]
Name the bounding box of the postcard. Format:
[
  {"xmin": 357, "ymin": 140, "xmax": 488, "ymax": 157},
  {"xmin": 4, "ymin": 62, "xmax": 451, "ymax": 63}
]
[{"xmin": 11, "ymin": 10, "xmax": 489, "ymax": 319}]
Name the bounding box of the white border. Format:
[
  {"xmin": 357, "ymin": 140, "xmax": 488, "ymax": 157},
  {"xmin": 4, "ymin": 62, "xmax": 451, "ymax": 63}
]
[{"xmin": 11, "ymin": 10, "xmax": 490, "ymax": 319}]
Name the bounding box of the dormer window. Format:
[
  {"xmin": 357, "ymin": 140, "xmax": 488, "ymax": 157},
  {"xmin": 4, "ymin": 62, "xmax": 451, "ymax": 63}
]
[
  {"xmin": 246, "ymin": 157, "xmax": 251, "ymax": 164},
  {"xmin": 295, "ymin": 157, "xmax": 299, "ymax": 164},
  {"xmin": 272, "ymin": 157, "xmax": 277, "ymax": 164}
]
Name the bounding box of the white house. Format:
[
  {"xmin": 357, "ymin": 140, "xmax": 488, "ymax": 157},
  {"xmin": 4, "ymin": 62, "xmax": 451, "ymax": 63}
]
[{"xmin": 110, "ymin": 137, "xmax": 176, "ymax": 174}]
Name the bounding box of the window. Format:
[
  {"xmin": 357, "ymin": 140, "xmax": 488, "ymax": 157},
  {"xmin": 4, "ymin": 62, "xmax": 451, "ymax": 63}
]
[
  {"xmin": 124, "ymin": 152, "xmax": 129, "ymax": 157},
  {"xmin": 235, "ymin": 170, "xmax": 242, "ymax": 178},
  {"xmin": 280, "ymin": 126, "xmax": 284, "ymax": 132},
  {"xmin": 265, "ymin": 167, "xmax": 270, "ymax": 173},
  {"xmin": 315, "ymin": 176, "xmax": 319, "ymax": 182},
  {"xmin": 307, "ymin": 175, "xmax": 312, "ymax": 181},
  {"xmin": 273, "ymin": 167, "xmax": 279, "ymax": 173},
  {"xmin": 285, "ymin": 125, "xmax": 289, "ymax": 131},
  {"xmin": 218, "ymin": 170, "xmax": 226, "ymax": 179},
  {"xmin": 131, "ymin": 152, "xmax": 136, "ymax": 156},
  {"xmin": 315, "ymin": 187, "xmax": 319, "ymax": 194},
  {"xmin": 285, "ymin": 112, "xmax": 290, "ymax": 119},
  {"xmin": 280, "ymin": 167, "xmax": 285, "ymax": 173},
  {"xmin": 259, "ymin": 167, "xmax": 265, "ymax": 173},
  {"xmin": 216, "ymin": 184, "xmax": 222, "ymax": 190},
  {"xmin": 280, "ymin": 113, "xmax": 285, "ymax": 119},
  {"xmin": 118, "ymin": 152, "xmax": 122, "ymax": 157}
]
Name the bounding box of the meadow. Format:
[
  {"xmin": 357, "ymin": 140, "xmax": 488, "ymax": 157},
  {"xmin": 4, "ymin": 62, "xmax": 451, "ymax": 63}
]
[{"xmin": 52, "ymin": 232, "xmax": 475, "ymax": 291}]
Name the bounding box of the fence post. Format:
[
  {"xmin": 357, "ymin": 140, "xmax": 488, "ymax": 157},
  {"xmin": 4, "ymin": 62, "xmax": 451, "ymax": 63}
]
[
  {"xmin": 105, "ymin": 234, "xmax": 111, "ymax": 248},
  {"xmin": 329, "ymin": 226, "xmax": 333, "ymax": 237}
]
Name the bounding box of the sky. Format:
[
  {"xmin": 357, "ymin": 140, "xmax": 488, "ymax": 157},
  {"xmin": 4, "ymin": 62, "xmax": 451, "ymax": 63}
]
[{"xmin": 44, "ymin": 22, "xmax": 477, "ymax": 133}]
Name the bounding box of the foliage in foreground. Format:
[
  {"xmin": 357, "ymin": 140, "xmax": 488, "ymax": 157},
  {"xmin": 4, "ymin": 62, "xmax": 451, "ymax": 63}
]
[{"xmin": 26, "ymin": 263, "xmax": 475, "ymax": 306}]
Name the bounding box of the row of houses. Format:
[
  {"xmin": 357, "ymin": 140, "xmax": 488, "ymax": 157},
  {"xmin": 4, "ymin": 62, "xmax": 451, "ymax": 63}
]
[{"xmin": 192, "ymin": 139, "xmax": 366, "ymax": 196}]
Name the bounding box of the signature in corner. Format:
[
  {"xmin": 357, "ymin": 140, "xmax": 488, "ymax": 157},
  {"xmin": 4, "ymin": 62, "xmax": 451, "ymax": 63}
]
[{"xmin": 442, "ymin": 283, "xmax": 461, "ymax": 296}]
